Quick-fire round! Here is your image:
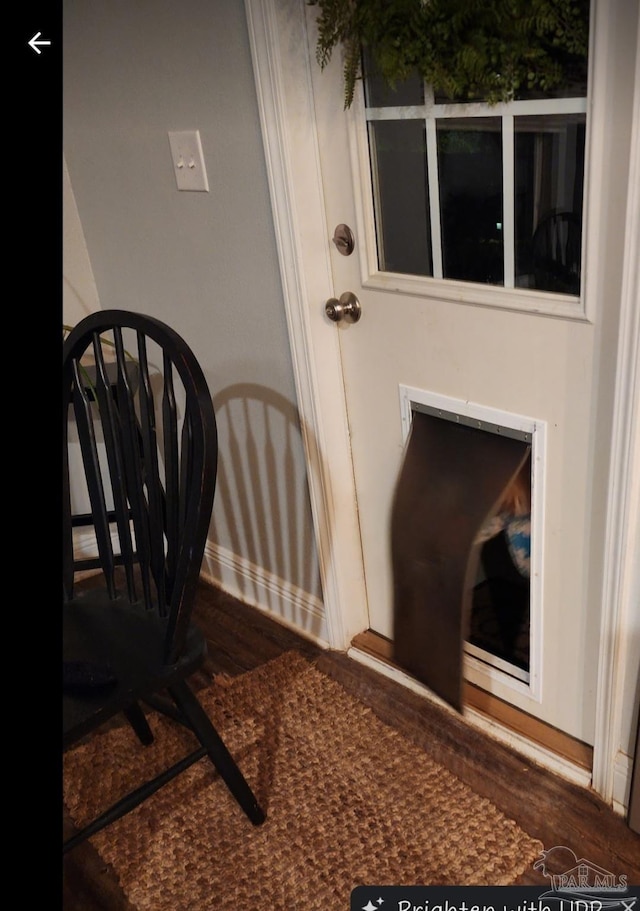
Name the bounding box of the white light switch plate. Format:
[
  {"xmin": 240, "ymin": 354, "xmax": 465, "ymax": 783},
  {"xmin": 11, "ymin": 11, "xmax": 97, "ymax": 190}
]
[{"xmin": 168, "ymin": 130, "xmax": 209, "ymax": 192}]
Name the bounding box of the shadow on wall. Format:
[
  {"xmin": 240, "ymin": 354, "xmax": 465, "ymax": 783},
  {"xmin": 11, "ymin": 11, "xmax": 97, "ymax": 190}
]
[
  {"xmin": 63, "ymin": 277, "xmax": 100, "ymax": 328},
  {"xmin": 207, "ymin": 383, "xmax": 325, "ymax": 639}
]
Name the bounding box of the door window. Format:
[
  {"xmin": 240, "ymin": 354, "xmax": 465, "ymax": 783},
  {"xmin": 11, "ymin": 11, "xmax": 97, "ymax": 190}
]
[{"xmin": 363, "ymin": 53, "xmax": 587, "ymax": 295}]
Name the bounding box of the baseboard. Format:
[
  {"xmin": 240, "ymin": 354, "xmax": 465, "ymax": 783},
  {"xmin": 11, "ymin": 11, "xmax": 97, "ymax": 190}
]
[
  {"xmin": 72, "ymin": 529, "xmax": 329, "ymax": 646},
  {"xmin": 612, "ymin": 750, "xmax": 634, "ymax": 817},
  {"xmin": 72, "ymin": 526, "xmax": 100, "ymax": 556},
  {"xmin": 350, "ymin": 629, "xmax": 594, "ymax": 790},
  {"xmin": 71, "ymin": 527, "xmax": 104, "ymax": 579},
  {"xmin": 201, "ymin": 542, "xmax": 329, "ymax": 646}
]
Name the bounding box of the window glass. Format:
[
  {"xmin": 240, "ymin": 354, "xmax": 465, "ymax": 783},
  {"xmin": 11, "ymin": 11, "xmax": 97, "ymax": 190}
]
[
  {"xmin": 363, "ymin": 48, "xmax": 425, "ymax": 108},
  {"xmin": 514, "ymin": 114, "xmax": 586, "ymax": 294},
  {"xmin": 513, "ymin": 60, "xmax": 588, "ymax": 101},
  {"xmin": 362, "ymin": 58, "xmax": 587, "ymax": 296},
  {"xmin": 367, "ymin": 120, "xmax": 432, "ymax": 276},
  {"xmin": 436, "ymin": 118, "xmax": 503, "ymax": 285}
]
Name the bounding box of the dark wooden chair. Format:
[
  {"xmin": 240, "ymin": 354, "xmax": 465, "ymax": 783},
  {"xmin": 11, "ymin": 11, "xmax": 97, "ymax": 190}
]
[
  {"xmin": 532, "ymin": 209, "xmax": 581, "ymax": 295},
  {"xmin": 63, "ymin": 310, "xmax": 265, "ymax": 854}
]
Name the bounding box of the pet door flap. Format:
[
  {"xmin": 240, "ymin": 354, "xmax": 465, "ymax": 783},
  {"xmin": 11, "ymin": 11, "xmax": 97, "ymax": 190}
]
[{"xmin": 391, "ymin": 410, "xmax": 530, "ymax": 711}]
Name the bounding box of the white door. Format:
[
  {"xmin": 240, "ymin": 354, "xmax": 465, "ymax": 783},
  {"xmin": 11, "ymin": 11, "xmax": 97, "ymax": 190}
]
[{"xmin": 245, "ymin": 0, "xmax": 639, "ymax": 748}]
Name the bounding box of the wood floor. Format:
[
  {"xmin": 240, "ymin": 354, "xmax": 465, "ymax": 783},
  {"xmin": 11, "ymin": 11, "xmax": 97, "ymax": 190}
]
[{"xmin": 63, "ymin": 580, "xmax": 640, "ymax": 907}]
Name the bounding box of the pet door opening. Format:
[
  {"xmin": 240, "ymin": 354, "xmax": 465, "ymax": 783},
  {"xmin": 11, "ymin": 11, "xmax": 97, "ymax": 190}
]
[
  {"xmin": 468, "ymin": 450, "xmax": 531, "ymax": 683},
  {"xmin": 396, "ymin": 386, "xmax": 543, "ymax": 706}
]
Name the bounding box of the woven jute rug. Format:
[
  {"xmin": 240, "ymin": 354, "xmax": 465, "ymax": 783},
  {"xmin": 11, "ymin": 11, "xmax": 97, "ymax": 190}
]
[{"xmin": 63, "ymin": 651, "xmax": 542, "ymax": 909}]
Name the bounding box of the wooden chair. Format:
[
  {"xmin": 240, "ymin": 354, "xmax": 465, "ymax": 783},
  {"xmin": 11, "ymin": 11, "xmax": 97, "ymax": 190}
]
[
  {"xmin": 532, "ymin": 209, "xmax": 581, "ymax": 295},
  {"xmin": 63, "ymin": 310, "xmax": 265, "ymax": 854}
]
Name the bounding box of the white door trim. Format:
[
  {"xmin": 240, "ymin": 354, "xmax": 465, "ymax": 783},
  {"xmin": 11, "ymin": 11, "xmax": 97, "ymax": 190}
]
[
  {"xmin": 592, "ymin": 10, "xmax": 640, "ymax": 805},
  {"xmin": 244, "ymin": 0, "xmax": 640, "ymax": 807},
  {"xmin": 244, "ymin": 0, "xmax": 368, "ymax": 649}
]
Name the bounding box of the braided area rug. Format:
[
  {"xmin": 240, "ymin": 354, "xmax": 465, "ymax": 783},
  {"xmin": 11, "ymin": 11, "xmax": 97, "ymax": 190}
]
[{"xmin": 63, "ymin": 651, "xmax": 542, "ymax": 909}]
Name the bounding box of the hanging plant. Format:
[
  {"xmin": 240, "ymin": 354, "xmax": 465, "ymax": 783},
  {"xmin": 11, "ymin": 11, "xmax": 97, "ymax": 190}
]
[{"xmin": 308, "ymin": 0, "xmax": 590, "ymax": 109}]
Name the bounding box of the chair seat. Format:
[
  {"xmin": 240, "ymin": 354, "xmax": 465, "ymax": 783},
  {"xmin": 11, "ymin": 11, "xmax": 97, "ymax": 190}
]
[{"xmin": 63, "ymin": 590, "xmax": 206, "ymax": 749}]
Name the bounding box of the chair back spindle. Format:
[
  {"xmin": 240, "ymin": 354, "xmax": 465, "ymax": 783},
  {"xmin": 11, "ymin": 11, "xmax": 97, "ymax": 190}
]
[{"xmin": 63, "ymin": 310, "xmax": 217, "ymax": 664}]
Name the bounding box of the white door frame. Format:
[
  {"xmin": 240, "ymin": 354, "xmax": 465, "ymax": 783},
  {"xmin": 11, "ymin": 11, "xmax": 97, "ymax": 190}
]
[
  {"xmin": 244, "ymin": 0, "xmax": 640, "ymax": 808},
  {"xmin": 243, "ymin": 0, "xmax": 369, "ymax": 651},
  {"xmin": 591, "ymin": 13, "xmax": 640, "ymax": 806}
]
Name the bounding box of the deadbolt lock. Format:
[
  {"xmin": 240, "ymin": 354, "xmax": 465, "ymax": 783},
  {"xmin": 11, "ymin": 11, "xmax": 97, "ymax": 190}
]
[{"xmin": 332, "ymin": 224, "xmax": 355, "ymax": 256}]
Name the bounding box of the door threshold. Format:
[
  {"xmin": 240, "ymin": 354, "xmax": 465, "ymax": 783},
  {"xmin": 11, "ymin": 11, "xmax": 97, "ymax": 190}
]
[{"xmin": 351, "ymin": 629, "xmax": 593, "ymax": 776}]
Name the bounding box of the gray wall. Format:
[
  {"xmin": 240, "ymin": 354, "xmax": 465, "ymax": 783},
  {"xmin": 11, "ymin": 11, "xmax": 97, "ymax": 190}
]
[{"xmin": 63, "ymin": 0, "xmax": 324, "ymax": 627}]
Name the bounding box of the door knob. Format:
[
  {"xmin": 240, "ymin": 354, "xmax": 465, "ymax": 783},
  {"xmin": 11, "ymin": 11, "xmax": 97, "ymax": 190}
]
[{"xmin": 325, "ymin": 291, "xmax": 362, "ymax": 324}]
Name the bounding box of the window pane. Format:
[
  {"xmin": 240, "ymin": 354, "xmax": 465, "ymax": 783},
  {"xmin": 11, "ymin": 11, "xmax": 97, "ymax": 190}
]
[
  {"xmin": 363, "ymin": 49, "xmax": 424, "ymax": 108},
  {"xmin": 436, "ymin": 118, "xmax": 503, "ymax": 285},
  {"xmin": 514, "ymin": 60, "xmax": 588, "ymax": 101},
  {"xmin": 368, "ymin": 120, "xmax": 432, "ymax": 276},
  {"xmin": 514, "ymin": 114, "xmax": 586, "ymax": 294},
  {"xmin": 434, "ymin": 57, "xmax": 588, "ymax": 104}
]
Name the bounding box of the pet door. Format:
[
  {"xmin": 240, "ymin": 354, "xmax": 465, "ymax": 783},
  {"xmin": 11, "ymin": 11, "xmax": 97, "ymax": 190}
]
[{"xmin": 393, "ymin": 387, "xmax": 542, "ymax": 711}]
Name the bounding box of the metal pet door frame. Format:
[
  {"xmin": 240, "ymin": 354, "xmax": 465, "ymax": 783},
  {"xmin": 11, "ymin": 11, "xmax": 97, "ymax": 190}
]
[{"xmin": 398, "ymin": 384, "xmax": 546, "ymax": 703}]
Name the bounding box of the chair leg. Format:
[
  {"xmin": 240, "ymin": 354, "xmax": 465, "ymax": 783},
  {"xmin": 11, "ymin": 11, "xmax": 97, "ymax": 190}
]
[
  {"xmin": 123, "ymin": 701, "xmax": 154, "ymax": 745},
  {"xmin": 168, "ymin": 680, "xmax": 265, "ymax": 825}
]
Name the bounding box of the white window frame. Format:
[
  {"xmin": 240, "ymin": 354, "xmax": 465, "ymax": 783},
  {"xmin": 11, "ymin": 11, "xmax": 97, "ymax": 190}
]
[{"xmin": 348, "ymin": 84, "xmax": 590, "ymax": 321}]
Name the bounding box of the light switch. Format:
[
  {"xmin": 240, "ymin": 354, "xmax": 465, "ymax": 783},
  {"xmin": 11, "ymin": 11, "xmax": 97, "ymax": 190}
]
[{"xmin": 168, "ymin": 130, "xmax": 209, "ymax": 192}]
